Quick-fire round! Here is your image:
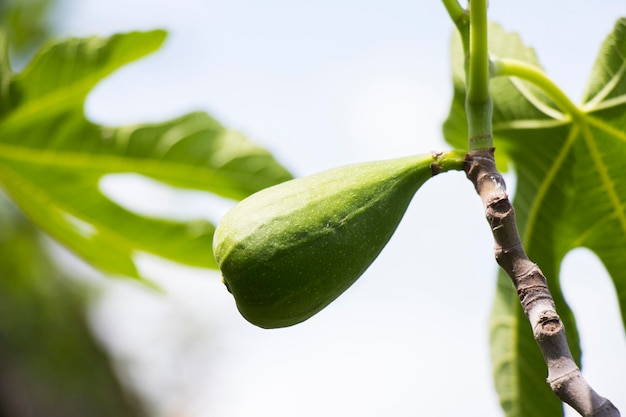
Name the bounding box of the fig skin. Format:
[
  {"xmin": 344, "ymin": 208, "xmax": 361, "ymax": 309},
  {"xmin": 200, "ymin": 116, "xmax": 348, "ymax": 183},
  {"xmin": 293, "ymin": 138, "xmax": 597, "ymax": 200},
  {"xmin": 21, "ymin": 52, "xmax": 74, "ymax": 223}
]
[{"xmin": 213, "ymin": 154, "xmax": 435, "ymax": 328}]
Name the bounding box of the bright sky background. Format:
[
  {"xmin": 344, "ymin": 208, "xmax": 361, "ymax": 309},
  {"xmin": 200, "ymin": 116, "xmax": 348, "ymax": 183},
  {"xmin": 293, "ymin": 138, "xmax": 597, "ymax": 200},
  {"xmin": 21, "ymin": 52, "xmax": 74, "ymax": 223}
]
[{"xmin": 47, "ymin": 1, "xmax": 626, "ymax": 416}]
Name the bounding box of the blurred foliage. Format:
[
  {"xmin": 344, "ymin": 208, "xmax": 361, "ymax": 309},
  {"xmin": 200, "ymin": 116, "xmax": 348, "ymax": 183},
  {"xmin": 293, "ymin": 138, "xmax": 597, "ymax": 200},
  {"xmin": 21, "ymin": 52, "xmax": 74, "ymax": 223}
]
[
  {"xmin": 0, "ymin": 193, "xmax": 148, "ymax": 417},
  {"xmin": 0, "ymin": 2, "xmax": 292, "ymax": 415},
  {"xmin": 0, "ymin": 29, "xmax": 291, "ymax": 279},
  {"xmin": 0, "ymin": 1, "xmax": 149, "ymax": 415},
  {"xmin": 0, "ymin": 0, "xmax": 54, "ymax": 58}
]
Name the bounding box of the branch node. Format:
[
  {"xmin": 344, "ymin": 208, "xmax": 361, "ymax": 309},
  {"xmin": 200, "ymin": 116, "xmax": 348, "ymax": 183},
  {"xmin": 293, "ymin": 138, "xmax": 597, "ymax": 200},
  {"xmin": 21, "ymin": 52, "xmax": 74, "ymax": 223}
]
[
  {"xmin": 536, "ymin": 310, "xmax": 562, "ymax": 337},
  {"xmin": 430, "ymin": 150, "xmax": 444, "ymax": 175},
  {"xmin": 547, "ymin": 368, "xmax": 580, "ymax": 388},
  {"xmin": 487, "ymin": 194, "xmax": 511, "ymax": 214}
]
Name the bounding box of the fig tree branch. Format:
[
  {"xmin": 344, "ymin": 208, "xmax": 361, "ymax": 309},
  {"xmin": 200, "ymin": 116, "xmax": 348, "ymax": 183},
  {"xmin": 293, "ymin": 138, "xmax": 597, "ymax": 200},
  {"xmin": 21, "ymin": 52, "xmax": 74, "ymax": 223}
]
[
  {"xmin": 443, "ymin": 2, "xmax": 621, "ymax": 414},
  {"xmin": 465, "ymin": 149, "xmax": 620, "ymax": 417}
]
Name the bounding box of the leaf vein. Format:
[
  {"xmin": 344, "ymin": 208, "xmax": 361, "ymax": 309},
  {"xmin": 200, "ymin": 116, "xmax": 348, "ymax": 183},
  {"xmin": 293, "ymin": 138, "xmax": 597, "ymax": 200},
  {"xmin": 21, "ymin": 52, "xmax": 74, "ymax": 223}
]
[
  {"xmin": 584, "ymin": 45, "xmax": 626, "ymax": 109},
  {"xmin": 0, "ymin": 143, "xmax": 261, "ymax": 197},
  {"xmin": 510, "ymin": 78, "xmax": 566, "ymax": 121},
  {"xmin": 585, "ymin": 115, "xmax": 626, "ymax": 144},
  {"xmin": 581, "ymin": 121, "xmax": 626, "ymax": 237},
  {"xmin": 583, "ymin": 94, "xmax": 626, "ymax": 113},
  {"xmin": 523, "ymin": 125, "xmax": 579, "ymax": 250},
  {"xmin": 493, "ymin": 118, "xmax": 570, "ymax": 132}
]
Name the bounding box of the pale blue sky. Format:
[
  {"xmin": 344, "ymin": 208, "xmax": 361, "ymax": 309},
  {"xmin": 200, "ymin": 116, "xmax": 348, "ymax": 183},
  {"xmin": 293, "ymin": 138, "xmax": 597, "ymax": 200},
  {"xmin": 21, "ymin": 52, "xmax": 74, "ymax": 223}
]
[{"xmin": 47, "ymin": 1, "xmax": 626, "ymax": 416}]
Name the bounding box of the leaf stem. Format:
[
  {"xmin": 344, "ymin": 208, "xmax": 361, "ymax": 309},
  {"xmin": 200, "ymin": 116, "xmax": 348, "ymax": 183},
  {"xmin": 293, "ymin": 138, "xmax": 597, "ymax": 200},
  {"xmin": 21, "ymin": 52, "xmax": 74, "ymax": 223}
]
[
  {"xmin": 491, "ymin": 58, "xmax": 583, "ymax": 120},
  {"xmin": 441, "ymin": 1, "xmax": 469, "ymax": 54},
  {"xmin": 430, "ymin": 149, "xmax": 467, "ymax": 175},
  {"xmin": 466, "ymin": 0, "xmax": 492, "ymax": 150},
  {"xmin": 441, "ymin": 0, "xmax": 465, "ymax": 21}
]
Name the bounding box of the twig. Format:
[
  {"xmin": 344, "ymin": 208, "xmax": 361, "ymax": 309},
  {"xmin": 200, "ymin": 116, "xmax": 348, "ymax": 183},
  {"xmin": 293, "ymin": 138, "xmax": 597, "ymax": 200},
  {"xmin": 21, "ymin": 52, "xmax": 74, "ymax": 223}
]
[{"xmin": 465, "ymin": 148, "xmax": 620, "ymax": 417}]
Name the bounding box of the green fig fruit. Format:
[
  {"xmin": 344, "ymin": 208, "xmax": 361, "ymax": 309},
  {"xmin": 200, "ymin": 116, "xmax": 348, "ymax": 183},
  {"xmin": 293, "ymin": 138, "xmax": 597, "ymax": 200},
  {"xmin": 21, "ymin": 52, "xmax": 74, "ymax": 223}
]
[{"xmin": 213, "ymin": 152, "xmax": 457, "ymax": 328}]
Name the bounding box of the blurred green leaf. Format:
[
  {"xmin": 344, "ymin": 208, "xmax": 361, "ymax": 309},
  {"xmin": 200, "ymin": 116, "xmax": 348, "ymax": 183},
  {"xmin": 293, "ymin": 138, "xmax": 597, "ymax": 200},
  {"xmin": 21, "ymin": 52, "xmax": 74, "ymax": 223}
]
[
  {"xmin": 0, "ymin": 30, "xmax": 292, "ymax": 279},
  {"xmin": 444, "ymin": 20, "xmax": 626, "ymax": 417},
  {"xmin": 0, "ymin": 0, "xmax": 53, "ymax": 57},
  {"xmin": 0, "ymin": 193, "xmax": 147, "ymax": 417}
]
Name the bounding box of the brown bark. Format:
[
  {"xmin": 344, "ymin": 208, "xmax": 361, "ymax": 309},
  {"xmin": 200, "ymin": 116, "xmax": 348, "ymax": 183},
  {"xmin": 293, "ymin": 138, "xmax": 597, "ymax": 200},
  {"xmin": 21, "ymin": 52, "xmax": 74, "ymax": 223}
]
[{"xmin": 465, "ymin": 148, "xmax": 620, "ymax": 417}]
